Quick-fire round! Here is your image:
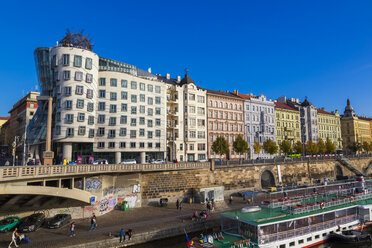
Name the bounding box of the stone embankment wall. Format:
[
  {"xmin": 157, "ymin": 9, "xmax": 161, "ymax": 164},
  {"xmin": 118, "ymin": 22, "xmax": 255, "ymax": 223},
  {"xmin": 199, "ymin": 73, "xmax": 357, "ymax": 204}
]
[{"xmin": 140, "ymin": 158, "xmax": 372, "ymax": 202}]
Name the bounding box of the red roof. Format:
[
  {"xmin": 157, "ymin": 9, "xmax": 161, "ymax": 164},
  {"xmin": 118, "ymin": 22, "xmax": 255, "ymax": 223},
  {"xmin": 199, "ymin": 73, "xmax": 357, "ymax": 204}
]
[
  {"xmin": 317, "ymin": 108, "xmax": 334, "ymax": 115},
  {"xmin": 0, "ymin": 117, "xmax": 10, "ymax": 120},
  {"xmin": 274, "ymin": 102, "xmax": 298, "ymax": 111},
  {"xmin": 236, "ymin": 93, "xmax": 255, "ymax": 100}
]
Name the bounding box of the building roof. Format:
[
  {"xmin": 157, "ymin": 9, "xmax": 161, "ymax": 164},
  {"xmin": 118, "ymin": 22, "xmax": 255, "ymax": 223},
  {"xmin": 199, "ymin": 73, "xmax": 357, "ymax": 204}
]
[
  {"xmin": 180, "ymin": 74, "xmax": 195, "ymax": 86},
  {"xmin": 301, "ymin": 98, "xmax": 313, "ymax": 107},
  {"xmin": 274, "ymin": 102, "xmax": 298, "ymax": 111},
  {"xmin": 358, "ymin": 116, "xmax": 372, "ymax": 121},
  {"xmin": 0, "ymin": 117, "xmax": 10, "ymax": 120},
  {"xmin": 236, "ymin": 93, "xmax": 255, "ymax": 100},
  {"xmin": 206, "ymin": 89, "xmax": 243, "ymax": 99},
  {"xmin": 317, "ymin": 108, "xmax": 334, "ymax": 115}
]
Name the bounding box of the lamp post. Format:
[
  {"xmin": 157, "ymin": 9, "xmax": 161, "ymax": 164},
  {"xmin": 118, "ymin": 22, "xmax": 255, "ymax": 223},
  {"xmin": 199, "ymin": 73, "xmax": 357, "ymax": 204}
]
[{"xmin": 37, "ymin": 96, "xmax": 54, "ymax": 165}]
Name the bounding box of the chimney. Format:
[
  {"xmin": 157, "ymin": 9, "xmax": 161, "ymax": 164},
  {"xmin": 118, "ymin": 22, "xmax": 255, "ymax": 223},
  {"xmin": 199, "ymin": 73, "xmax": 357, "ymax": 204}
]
[
  {"xmin": 177, "ymin": 76, "xmax": 181, "ymax": 82},
  {"xmin": 166, "ymin": 73, "xmax": 170, "ymax": 79},
  {"xmin": 321, "ymin": 107, "xmax": 325, "ymax": 110},
  {"xmin": 233, "ymin": 89, "xmax": 239, "ymax": 95},
  {"xmin": 250, "ymin": 93, "xmax": 253, "ymax": 96},
  {"xmin": 148, "ymin": 68, "xmax": 152, "ymax": 73}
]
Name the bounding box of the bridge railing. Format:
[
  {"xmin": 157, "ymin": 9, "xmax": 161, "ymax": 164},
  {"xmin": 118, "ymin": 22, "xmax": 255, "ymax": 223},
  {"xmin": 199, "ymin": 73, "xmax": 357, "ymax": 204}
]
[{"xmin": 0, "ymin": 162, "xmax": 211, "ymax": 181}]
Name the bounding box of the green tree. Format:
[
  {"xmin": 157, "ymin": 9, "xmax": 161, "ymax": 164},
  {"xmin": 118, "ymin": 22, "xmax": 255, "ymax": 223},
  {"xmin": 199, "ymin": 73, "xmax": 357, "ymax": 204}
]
[
  {"xmin": 253, "ymin": 141, "xmax": 262, "ymax": 154},
  {"xmin": 211, "ymin": 136, "xmax": 230, "ymax": 159},
  {"xmin": 325, "ymin": 138, "xmax": 336, "ymax": 153},
  {"xmin": 293, "ymin": 141, "xmax": 304, "ymax": 154},
  {"xmin": 233, "ymin": 134, "xmax": 249, "ymax": 159},
  {"xmin": 363, "ymin": 141, "xmax": 370, "ymax": 153},
  {"xmin": 348, "ymin": 142, "xmax": 362, "ymax": 154},
  {"xmin": 263, "ymin": 139, "xmax": 279, "ymax": 155},
  {"xmin": 279, "ymin": 140, "xmax": 292, "ymax": 156},
  {"xmin": 317, "ymin": 138, "xmax": 326, "ymax": 154},
  {"xmin": 306, "ymin": 140, "xmax": 319, "ymax": 154}
]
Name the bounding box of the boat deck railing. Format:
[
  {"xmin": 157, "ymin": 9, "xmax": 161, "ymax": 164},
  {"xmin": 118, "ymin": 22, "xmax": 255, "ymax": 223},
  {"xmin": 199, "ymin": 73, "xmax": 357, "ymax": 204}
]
[{"xmin": 260, "ymin": 215, "xmax": 357, "ymax": 245}]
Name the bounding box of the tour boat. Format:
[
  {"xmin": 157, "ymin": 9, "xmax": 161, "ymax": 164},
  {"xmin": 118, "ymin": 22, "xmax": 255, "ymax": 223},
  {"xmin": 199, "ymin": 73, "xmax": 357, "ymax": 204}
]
[{"xmin": 212, "ymin": 176, "xmax": 372, "ymax": 248}]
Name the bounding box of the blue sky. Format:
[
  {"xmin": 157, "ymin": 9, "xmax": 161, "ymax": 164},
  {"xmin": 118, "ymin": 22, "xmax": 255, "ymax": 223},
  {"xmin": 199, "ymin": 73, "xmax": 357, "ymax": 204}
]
[{"xmin": 1, "ymin": 0, "xmax": 372, "ymax": 116}]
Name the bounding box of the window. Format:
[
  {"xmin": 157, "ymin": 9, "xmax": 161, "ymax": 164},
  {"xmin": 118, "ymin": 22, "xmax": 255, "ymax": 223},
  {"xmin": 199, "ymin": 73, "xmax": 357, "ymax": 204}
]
[
  {"xmin": 148, "ymin": 142, "xmax": 153, "ymax": 148},
  {"xmin": 148, "ymin": 120, "xmax": 153, "ymax": 127},
  {"xmin": 63, "ymin": 54, "xmax": 69, "ymax": 66},
  {"xmin": 99, "ymin": 90, "xmax": 106, "ymax": 98},
  {"xmin": 54, "ymin": 71, "xmax": 60, "ymax": 81},
  {"xmin": 148, "ymin": 84, "xmax": 153, "ymax": 92},
  {"xmin": 78, "ymin": 126, "xmax": 86, "ymax": 135},
  {"xmin": 108, "ymin": 142, "xmax": 115, "ymax": 148},
  {"xmin": 140, "ymin": 106, "xmax": 145, "ymax": 114},
  {"xmin": 108, "ymin": 130, "xmax": 116, "ymax": 138},
  {"xmin": 130, "ymin": 130, "xmax": 136, "ymax": 138},
  {"xmin": 155, "ymin": 97, "xmax": 161, "ymax": 104},
  {"xmin": 279, "ymin": 245, "xmax": 285, "ymax": 248},
  {"xmin": 97, "ymin": 142, "xmax": 105, "ymax": 148},
  {"xmin": 86, "ymin": 73, "xmax": 93, "ymax": 83},
  {"xmin": 131, "ymin": 81, "xmax": 137, "ymax": 89},
  {"xmin": 110, "ymin": 92, "xmax": 117, "ymax": 101},
  {"xmin": 148, "ymin": 97, "xmax": 153, "ymax": 105},
  {"xmin": 131, "ymin": 95, "xmax": 137, "ymax": 103},
  {"xmin": 155, "ymin": 130, "xmax": 161, "ymax": 137},
  {"xmin": 97, "ymin": 127, "xmax": 105, "ymax": 136},
  {"xmin": 88, "ymin": 116, "xmax": 94, "ymax": 125},
  {"xmin": 65, "ymin": 100, "xmax": 72, "ymax": 110},
  {"xmin": 85, "ymin": 58, "xmax": 92, "ymax": 69},
  {"xmin": 63, "ymin": 71, "xmax": 71, "ymax": 80},
  {"xmin": 139, "ymin": 117, "xmax": 145, "ymax": 125},
  {"xmin": 140, "ymin": 82, "xmax": 145, "ymax": 91},
  {"xmin": 66, "ymin": 114, "xmax": 74, "ymax": 123},
  {"xmin": 99, "ymin": 78, "xmax": 106, "ymax": 86},
  {"xmin": 120, "ymin": 128, "xmax": 127, "ymax": 136},
  {"xmin": 75, "ymin": 71, "xmax": 83, "ymax": 81},
  {"xmin": 55, "ymin": 125, "xmax": 61, "ymax": 135},
  {"xmin": 76, "ymin": 85, "xmax": 84, "ymax": 95},
  {"xmin": 155, "ymin": 107, "xmax": 161, "ymax": 115},
  {"xmin": 155, "ymin": 86, "xmax": 161, "ymax": 93},
  {"xmin": 131, "ymin": 106, "xmax": 137, "ymax": 114},
  {"xmin": 315, "ymin": 235, "xmax": 319, "ymax": 239},
  {"xmin": 140, "ymin": 94, "xmax": 145, "ymax": 102},
  {"xmin": 89, "ymin": 129, "xmax": 94, "ymax": 137},
  {"xmin": 119, "ymin": 142, "xmax": 126, "ymax": 148},
  {"xmin": 140, "ymin": 142, "xmax": 145, "ymax": 148},
  {"xmin": 189, "ymin": 94, "xmax": 195, "ymax": 100},
  {"xmin": 322, "ymin": 233, "xmax": 327, "ymax": 237},
  {"xmin": 156, "ymin": 143, "xmax": 160, "ymax": 148},
  {"xmin": 121, "ymin": 80, "xmax": 127, "ymax": 88},
  {"xmin": 139, "ymin": 129, "xmax": 145, "ymax": 136},
  {"xmin": 76, "ymin": 99, "xmax": 84, "ymax": 109},
  {"xmin": 50, "ymin": 55, "xmax": 56, "ymax": 67},
  {"xmin": 98, "ymin": 102, "xmax": 105, "ymax": 111},
  {"xmin": 74, "ymin": 55, "xmax": 82, "ymax": 67},
  {"xmin": 130, "ymin": 142, "xmax": 136, "ymax": 148},
  {"xmin": 56, "ymin": 112, "xmax": 61, "ymax": 121},
  {"xmin": 121, "ymin": 91, "xmax": 128, "ymax": 100},
  {"xmin": 66, "ymin": 128, "xmax": 74, "ymax": 137},
  {"xmin": 110, "ymin": 104, "xmax": 117, "ymax": 113},
  {"xmin": 85, "ymin": 89, "xmax": 93, "ymax": 99},
  {"xmin": 298, "ymin": 240, "xmax": 304, "ymax": 244},
  {"xmin": 121, "ymin": 104, "xmax": 127, "ymax": 112},
  {"xmin": 98, "ymin": 115, "xmax": 105, "ymax": 123},
  {"xmin": 148, "ymin": 131, "xmax": 153, "ymax": 138},
  {"xmin": 78, "ymin": 113, "xmax": 85, "ymax": 122},
  {"xmin": 307, "ymin": 237, "xmax": 312, "ymax": 242},
  {"xmin": 155, "ymin": 118, "xmax": 161, "ymax": 126},
  {"xmin": 109, "ymin": 117, "xmax": 116, "ymax": 126},
  {"xmin": 131, "ymin": 118, "xmax": 137, "ymax": 126},
  {"xmin": 198, "ymin": 143, "xmax": 206, "ymax": 151},
  {"xmin": 197, "ymin": 95, "xmax": 205, "ymax": 103},
  {"xmin": 110, "ymin": 78, "xmax": 117, "ymax": 87},
  {"xmin": 289, "ymin": 242, "xmax": 295, "ymax": 247},
  {"xmin": 120, "ymin": 115, "xmax": 127, "ymax": 124},
  {"xmin": 148, "ymin": 108, "xmax": 153, "ymax": 116}
]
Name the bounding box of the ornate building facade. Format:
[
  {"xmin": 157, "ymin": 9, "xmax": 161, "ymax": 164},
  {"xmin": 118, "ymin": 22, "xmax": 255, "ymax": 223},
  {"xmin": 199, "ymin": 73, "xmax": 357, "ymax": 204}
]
[{"xmin": 317, "ymin": 108, "xmax": 342, "ymax": 150}]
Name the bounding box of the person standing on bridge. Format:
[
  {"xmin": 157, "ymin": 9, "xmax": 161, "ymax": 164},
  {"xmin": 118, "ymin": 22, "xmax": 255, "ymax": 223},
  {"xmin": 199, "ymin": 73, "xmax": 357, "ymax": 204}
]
[
  {"xmin": 8, "ymin": 227, "xmax": 19, "ymax": 248},
  {"xmin": 70, "ymin": 222, "xmax": 76, "ymax": 237},
  {"xmin": 89, "ymin": 214, "xmax": 96, "ymax": 231},
  {"xmin": 63, "ymin": 158, "xmax": 67, "ymax": 165}
]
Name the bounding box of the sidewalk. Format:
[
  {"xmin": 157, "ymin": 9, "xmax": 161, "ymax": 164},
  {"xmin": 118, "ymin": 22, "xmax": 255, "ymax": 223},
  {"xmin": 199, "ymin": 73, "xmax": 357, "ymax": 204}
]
[{"xmin": 0, "ymin": 196, "xmax": 260, "ymax": 248}]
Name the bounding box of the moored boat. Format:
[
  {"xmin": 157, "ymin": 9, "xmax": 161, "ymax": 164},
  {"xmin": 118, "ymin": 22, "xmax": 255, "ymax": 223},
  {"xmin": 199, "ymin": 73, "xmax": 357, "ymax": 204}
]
[{"xmin": 329, "ymin": 230, "xmax": 372, "ymax": 244}]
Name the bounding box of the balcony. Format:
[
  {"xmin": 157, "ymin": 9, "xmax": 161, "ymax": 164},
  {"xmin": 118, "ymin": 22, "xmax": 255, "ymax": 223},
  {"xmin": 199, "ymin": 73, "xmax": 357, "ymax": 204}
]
[{"xmin": 167, "ymin": 110, "xmax": 177, "ymax": 116}]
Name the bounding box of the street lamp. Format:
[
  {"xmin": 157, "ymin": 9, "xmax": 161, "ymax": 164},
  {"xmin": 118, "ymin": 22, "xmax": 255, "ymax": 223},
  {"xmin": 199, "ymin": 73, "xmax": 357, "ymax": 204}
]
[{"xmin": 37, "ymin": 96, "xmax": 54, "ymax": 165}]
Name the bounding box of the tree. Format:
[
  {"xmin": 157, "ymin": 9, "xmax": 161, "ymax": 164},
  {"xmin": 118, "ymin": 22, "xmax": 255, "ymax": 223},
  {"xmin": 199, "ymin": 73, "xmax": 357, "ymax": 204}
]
[
  {"xmin": 363, "ymin": 141, "xmax": 371, "ymax": 153},
  {"xmin": 211, "ymin": 136, "xmax": 229, "ymax": 159},
  {"xmin": 233, "ymin": 134, "xmax": 249, "ymax": 159},
  {"xmin": 306, "ymin": 140, "xmax": 319, "ymax": 154},
  {"xmin": 263, "ymin": 139, "xmax": 278, "ymax": 155},
  {"xmin": 293, "ymin": 141, "xmax": 304, "ymax": 154},
  {"xmin": 325, "ymin": 138, "xmax": 336, "ymax": 153},
  {"xmin": 279, "ymin": 140, "xmax": 292, "ymax": 156},
  {"xmin": 253, "ymin": 141, "xmax": 262, "ymax": 155},
  {"xmin": 317, "ymin": 138, "xmax": 326, "ymax": 154},
  {"xmin": 348, "ymin": 142, "xmax": 362, "ymax": 154}
]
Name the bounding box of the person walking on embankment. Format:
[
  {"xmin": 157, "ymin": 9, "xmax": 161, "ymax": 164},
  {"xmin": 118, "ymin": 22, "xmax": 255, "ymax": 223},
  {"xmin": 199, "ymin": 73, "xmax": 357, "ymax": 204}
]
[{"xmin": 8, "ymin": 227, "xmax": 19, "ymax": 248}]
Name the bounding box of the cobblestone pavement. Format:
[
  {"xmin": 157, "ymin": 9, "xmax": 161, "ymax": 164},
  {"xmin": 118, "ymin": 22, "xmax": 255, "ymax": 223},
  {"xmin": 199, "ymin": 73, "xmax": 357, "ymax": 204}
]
[{"xmin": 0, "ymin": 195, "xmax": 266, "ymax": 248}]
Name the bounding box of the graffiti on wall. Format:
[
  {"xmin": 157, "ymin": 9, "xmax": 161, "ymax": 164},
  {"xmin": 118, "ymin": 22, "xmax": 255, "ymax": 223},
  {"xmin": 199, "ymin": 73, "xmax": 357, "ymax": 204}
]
[
  {"xmin": 85, "ymin": 178, "xmax": 102, "ymax": 190},
  {"xmin": 103, "ymin": 186, "xmax": 125, "ymax": 197},
  {"xmin": 132, "ymin": 184, "xmax": 141, "ymax": 193},
  {"xmin": 125, "ymin": 194, "xmax": 138, "ymax": 208},
  {"xmin": 99, "ymin": 198, "xmax": 109, "ymax": 213}
]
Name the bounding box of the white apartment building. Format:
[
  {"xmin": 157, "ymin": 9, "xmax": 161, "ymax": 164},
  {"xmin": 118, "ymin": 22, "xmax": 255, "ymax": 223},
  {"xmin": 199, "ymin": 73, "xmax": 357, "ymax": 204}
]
[{"xmin": 235, "ymin": 92, "xmax": 276, "ymax": 159}]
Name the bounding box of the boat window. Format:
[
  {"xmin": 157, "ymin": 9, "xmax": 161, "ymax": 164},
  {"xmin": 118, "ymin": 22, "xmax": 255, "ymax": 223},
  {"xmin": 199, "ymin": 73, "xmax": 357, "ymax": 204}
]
[
  {"xmin": 279, "ymin": 245, "xmax": 285, "ymax": 248},
  {"xmin": 277, "ymin": 221, "xmax": 294, "ymax": 232},
  {"xmin": 347, "ymin": 207, "xmax": 357, "ymax": 216},
  {"xmin": 348, "ymin": 226, "xmax": 352, "ymax": 228},
  {"xmin": 322, "ymin": 233, "xmax": 327, "ymax": 237},
  {"xmin": 307, "ymin": 237, "xmax": 312, "ymax": 242},
  {"xmin": 298, "ymin": 239, "xmax": 304, "ymax": 244},
  {"xmin": 342, "ymin": 227, "xmax": 346, "ymax": 230},
  {"xmin": 315, "ymin": 235, "xmax": 320, "ymax": 239},
  {"xmin": 240, "ymin": 222, "xmax": 258, "ymax": 243},
  {"xmin": 335, "ymin": 209, "xmax": 347, "ymax": 218},
  {"xmin": 295, "ymin": 217, "xmax": 309, "ymax": 229},
  {"xmin": 289, "ymin": 241, "xmax": 295, "ymax": 246},
  {"xmin": 324, "ymin": 212, "xmax": 335, "ymax": 222},
  {"xmin": 309, "ymin": 214, "xmax": 323, "ymax": 225},
  {"xmin": 330, "ymin": 231, "xmax": 334, "ymax": 234}
]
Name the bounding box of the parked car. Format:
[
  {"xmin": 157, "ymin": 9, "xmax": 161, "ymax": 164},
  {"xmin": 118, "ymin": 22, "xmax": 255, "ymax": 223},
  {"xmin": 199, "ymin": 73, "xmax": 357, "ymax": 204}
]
[
  {"xmin": 45, "ymin": 214, "xmax": 71, "ymax": 229},
  {"xmin": 151, "ymin": 159, "xmax": 164, "ymax": 164},
  {"xmin": 93, "ymin": 159, "xmax": 108, "ymax": 164},
  {"xmin": 18, "ymin": 213, "xmax": 45, "ymax": 232},
  {"xmin": 0, "ymin": 217, "xmax": 21, "ymax": 232},
  {"xmin": 121, "ymin": 159, "xmax": 137, "ymax": 164}
]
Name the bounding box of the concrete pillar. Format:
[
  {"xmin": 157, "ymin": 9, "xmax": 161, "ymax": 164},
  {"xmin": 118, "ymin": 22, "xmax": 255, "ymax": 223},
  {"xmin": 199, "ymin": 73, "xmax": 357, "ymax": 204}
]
[
  {"xmin": 140, "ymin": 152, "xmax": 146, "ymax": 164},
  {"xmin": 62, "ymin": 143, "xmax": 72, "ymax": 162},
  {"xmin": 71, "ymin": 178, "xmax": 74, "ymax": 189},
  {"xmin": 30, "ymin": 146, "xmax": 35, "ymax": 160},
  {"xmin": 115, "ymin": 152, "xmax": 121, "ymax": 164},
  {"xmin": 35, "ymin": 146, "xmax": 40, "ymax": 160}
]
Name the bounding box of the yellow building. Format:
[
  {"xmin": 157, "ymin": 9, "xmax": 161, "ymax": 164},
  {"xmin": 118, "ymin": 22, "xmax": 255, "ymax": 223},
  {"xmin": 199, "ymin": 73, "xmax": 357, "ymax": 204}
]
[
  {"xmin": 274, "ymin": 102, "xmax": 301, "ymax": 148},
  {"xmin": 341, "ymin": 99, "xmax": 372, "ymax": 151},
  {"xmin": 317, "ymin": 108, "xmax": 342, "ymax": 150}
]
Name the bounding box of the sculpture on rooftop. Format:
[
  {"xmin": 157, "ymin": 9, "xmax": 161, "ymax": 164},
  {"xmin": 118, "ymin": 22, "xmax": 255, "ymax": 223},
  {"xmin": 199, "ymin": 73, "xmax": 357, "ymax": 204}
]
[{"xmin": 59, "ymin": 29, "xmax": 93, "ymax": 51}]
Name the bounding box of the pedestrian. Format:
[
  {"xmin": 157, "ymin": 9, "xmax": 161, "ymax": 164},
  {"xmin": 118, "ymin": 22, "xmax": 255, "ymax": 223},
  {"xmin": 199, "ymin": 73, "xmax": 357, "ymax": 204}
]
[
  {"xmin": 63, "ymin": 158, "xmax": 67, "ymax": 165},
  {"xmin": 229, "ymin": 195, "xmax": 233, "ymax": 205},
  {"xmin": 70, "ymin": 222, "xmax": 76, "ymax": 237},
  {"xmin": 126, "ymin": 229, "xmax": 132, "ymax": 240},
  {"xmin": 119, "ymin": 228, "xmax": 125, "ymax": 243},
  {"xmin": 179, "ymin": 202, "xmax": 182, "ymax": 211},
  {"xmin": 90, "ymin": 214, "xmax": 96, "ymax": 231},
  {"xmin": 176, "ymin": 199, "xmax": 179, "ymax": 209},
  {"xmin": 8, "ymin": 227, "xmax": 19, "ymax": 248}
]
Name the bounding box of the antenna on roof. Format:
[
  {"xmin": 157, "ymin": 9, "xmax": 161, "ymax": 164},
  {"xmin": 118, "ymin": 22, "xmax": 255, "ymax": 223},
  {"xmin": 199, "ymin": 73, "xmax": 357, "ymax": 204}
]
[{"xmin": 184, "ymin": 68, "xmax": 189, "ymax": 75}]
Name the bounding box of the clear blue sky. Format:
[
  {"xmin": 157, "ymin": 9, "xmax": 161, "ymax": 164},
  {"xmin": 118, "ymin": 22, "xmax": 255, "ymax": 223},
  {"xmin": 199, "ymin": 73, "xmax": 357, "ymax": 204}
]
[{"xmin": 1, "ymin": 0, "xmax": 372, "ymax": 116}]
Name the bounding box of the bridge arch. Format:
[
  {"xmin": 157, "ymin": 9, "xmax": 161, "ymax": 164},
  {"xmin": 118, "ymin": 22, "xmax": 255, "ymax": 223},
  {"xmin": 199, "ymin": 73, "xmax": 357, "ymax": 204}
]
[{"xmin": 260, "ymin": 168, "xmax": 276, "ymax": 189}]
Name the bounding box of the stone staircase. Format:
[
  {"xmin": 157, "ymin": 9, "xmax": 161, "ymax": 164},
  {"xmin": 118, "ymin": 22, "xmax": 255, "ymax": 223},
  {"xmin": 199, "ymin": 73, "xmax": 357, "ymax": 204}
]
[{"xmin": 336, "ymin": 157, "xmax": 366, "ymax": 176}]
